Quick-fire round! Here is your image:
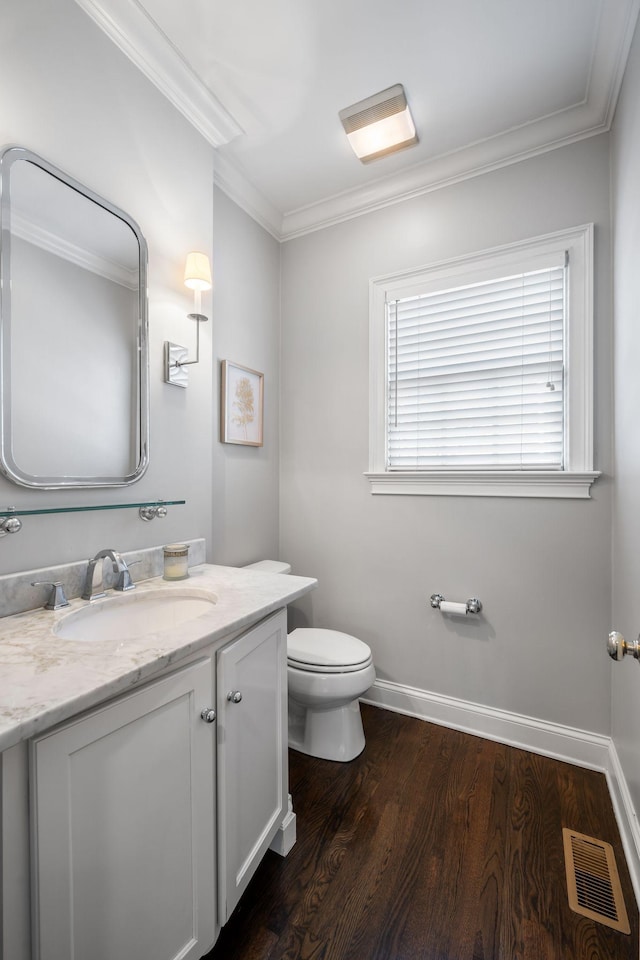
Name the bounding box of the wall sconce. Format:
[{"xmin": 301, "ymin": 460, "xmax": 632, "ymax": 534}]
[
  {"xmin": 164, "ymin": 251, "xmax": 212, "ymax": 387},
  {"xmin": 339, "ymin": 84, "xmax": 418, "ymax": 163}
]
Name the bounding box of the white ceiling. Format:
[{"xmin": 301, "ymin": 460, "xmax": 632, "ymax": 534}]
[{"xmin": 75, "ymin": 0, "xmax": 640, "ymax": 239}]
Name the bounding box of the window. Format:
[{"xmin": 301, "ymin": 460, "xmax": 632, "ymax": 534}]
[{"xmin": 367, "ymin": 225, "xmax": 599, "ymax": 498}]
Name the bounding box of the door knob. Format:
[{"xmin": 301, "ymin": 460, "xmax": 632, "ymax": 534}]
[
  {"xmin": 607, "ymin": 631, "xmax": 640, "ymax": 662},
  {"xmin": 227, "ymin": 691, "xmax": 243, "ymax": 703},
  {"xmin": 200, "ymin": 707, "xmax": 216, "ymax": 723}
]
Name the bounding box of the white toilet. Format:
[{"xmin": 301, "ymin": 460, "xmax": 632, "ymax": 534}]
[{"xmin": 244, "ymin": 561, "xmax": 376, "ymax": 762}]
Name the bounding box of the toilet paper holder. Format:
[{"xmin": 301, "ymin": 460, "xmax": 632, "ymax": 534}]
[{"xmin": 430, "ymin": 594, "xmax": 482, "ymax": 615}]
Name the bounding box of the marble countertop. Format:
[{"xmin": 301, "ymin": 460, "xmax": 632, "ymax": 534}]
[{"xmin": 0, "ymin": 563, "xmax": 316, "ymax": 752}]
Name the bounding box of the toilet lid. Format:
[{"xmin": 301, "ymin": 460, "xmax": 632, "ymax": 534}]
[
  {"xmin": 244, "ymin": 559, "xmax": 291, "ymax": 574},
  {"xmin": 287, "ymin": 628, "xmax": 372, "ymax": 670}
]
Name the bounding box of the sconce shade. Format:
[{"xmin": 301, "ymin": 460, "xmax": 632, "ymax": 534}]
[
  {"xmin": 184, "ymin": 251, "xmax": 212, "ymax": 291},
  {"xmin": 339, "ymin": 84, "xmax": 417, "ymax": 163}
]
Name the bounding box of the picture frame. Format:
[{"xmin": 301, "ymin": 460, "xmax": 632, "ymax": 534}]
[{"xmin": 220, "ymin": 360, "xmax": 264, "ymax": 446}]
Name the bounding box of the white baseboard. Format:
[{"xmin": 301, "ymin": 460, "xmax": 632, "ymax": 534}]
[
  {"xmin": 362, "ymin": 679, "xmax": 611, "ymax": 770},
  {"xmin": 606, "ymin": 742, "xmax": 640, "ymax": 904},
  {"xmin": 362, "ymin": 678, "xmax": 640, "ymax": 906}
]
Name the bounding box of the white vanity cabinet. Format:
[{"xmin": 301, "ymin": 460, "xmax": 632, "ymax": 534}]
[
  {"xmin": 30, "ymin": 657, "xmax": 217, "ymax": 960},
  {"xmin": 22, "ymin": 607, "xmax": 290, "ymax": 960},
  {"xmin": 216, "ymin": 609, "xmax": 288, "ymax": 922}
]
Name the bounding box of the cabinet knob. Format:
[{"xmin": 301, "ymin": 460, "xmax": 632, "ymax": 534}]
[
  {"xmin": 227, "ymin": 690, "xmax": 243, "ymax": 703},
  {"xmin": 200, "ymin": 707, "xmax": 216, "ymax": 723}
]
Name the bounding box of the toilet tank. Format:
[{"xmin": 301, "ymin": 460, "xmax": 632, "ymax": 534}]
[{"xmin": 243, "ymin": 560, "xmax": 291, "ymax": 575}]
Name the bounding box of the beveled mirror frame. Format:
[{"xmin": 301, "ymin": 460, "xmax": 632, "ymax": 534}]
[{"xmin": 0, "ymin": 146, "xmax": 149, "ymax": 488}]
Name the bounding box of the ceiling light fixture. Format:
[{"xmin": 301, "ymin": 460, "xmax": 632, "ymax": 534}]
[{"xmin": 339, "ymin": 83, "xmax": 418, "ymax": 163}]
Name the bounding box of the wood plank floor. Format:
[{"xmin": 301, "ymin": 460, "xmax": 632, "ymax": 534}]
[{"xmin": 204, "ymin": 704, "xmax": 639, "ymax": 960}]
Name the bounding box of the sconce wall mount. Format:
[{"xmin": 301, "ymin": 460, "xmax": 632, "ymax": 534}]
[{"xmin": 165, "ymin": 252, "xmax": 212, "ymax": 388}]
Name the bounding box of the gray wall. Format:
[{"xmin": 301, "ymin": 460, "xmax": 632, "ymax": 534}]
[
  {"xmin": 211, "ymin": 188, "xmax": 281, "ymax": 566},
  {"xmin": 0, "ymin": 0, "xmax": 280, "ymax": 578},
  {"xmin": 611, "ymin": 20, "xmax": 640, "ymax": 811},
  {"xmin": 0, "ymin": 0, "xmax": 622, "ymax": 748},
  {"xmin": 0, "ymin": 0, "xmax": 213, "ymax": 573},
  {"xmin": 280, "ymin": 135, "xmax": 613, "ymax": 734}
]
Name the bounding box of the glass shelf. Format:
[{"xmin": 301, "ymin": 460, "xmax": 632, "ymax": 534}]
[{"xmin": 0, "ymin": 499, "xmax": 185, "ymax": 518}]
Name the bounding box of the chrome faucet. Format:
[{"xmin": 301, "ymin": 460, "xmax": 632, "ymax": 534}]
[{"xmin": 82, "ymin": 548, "xmax": 135, "ymax": 601}]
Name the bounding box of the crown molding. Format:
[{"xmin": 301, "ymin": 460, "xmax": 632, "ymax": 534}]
[
  {"xmin": 588, "ymin": 0, "xmax": 640, "ymax": 129},
  {"xmin": 217, "ymin": 104, "xmax": 610, "ymax": 244},
  {"xmin": 11, "ymin": 211, "xmax": 139, "ymax": 288},
  {"xmin": 280, "ymin": 106, "xmax": 609, "ymax": 240},
  {"xmin": 214, "ymin": 99, "xmax": 615, "ymax": 243},
  {"xmin": 213, "ymin": 153, "xmax": 283, "ymax": 241},
  {"xmin": 74, "ymin": 0, "xmax": 639, "ymax": 241},
  {"xmin": 276, "ymin": 0, "xmax": 639, "ymax": 240},
  {"xmin": 73, "ymin": 0, "xmax": 242, "ymax": 147}
]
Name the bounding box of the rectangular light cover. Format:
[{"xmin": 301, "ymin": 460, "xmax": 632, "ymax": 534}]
[
  {"xmin": 340, "ymin": 84, "xmax": 418, "ymax": 163},
  {"xmin": 346, "ymin": 108, "xmax": 416, "ymax": 161}
]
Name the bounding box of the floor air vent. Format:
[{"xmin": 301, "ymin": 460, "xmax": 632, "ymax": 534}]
[{"xmin": 562, "ymin": 828, "xmax": 630, "ymax": 934}]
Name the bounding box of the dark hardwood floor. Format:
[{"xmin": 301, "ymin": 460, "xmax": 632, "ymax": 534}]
[{"xmin": 205, "ymin": 704, "xmax": 638, "ymax": 960}]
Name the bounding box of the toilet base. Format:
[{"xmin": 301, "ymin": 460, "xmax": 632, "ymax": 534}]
[{"xmin": 288, "ymin": 698, "xmax": 366, "ymax": 762}]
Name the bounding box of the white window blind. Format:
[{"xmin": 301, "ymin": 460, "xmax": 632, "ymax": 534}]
[{"xmin": 386, "ymin": 264, "xmax": 566, "ymax": 470}]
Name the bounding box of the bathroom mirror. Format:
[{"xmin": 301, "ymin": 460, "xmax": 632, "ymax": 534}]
[{"xmin": 0, "ymin": 146, "xmax": 149, "ymax": 488}]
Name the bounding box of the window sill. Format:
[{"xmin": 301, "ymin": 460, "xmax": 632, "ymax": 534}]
[{"xmin": 364, "ymin": 470, "xmax": 601, "ymax": 499}]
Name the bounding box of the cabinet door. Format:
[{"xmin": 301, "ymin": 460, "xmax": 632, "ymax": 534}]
[
  {"xmin": 30, "ymin": 658, "xmax": 216, "ymax": 960},
  {"xmin": 217, "ymin": 609, "xmax": 287, "ymax": 922}
]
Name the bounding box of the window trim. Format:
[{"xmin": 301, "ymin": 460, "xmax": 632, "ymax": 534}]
[{"xmin": 367, "ymin": 224, "xmax": 599, "ymax": 498}]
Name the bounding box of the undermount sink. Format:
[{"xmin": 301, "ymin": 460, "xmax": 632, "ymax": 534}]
[{"xmin": 54, "ymin": 588, "xmax": 218, "ymax": 642}]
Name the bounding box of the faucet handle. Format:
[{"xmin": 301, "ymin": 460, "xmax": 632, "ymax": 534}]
[
  {"xmin": 31, "ymin": 581, "xmax": 70, "ymax": 611},
  {"xmin": 115, "ymin": 560, "xmax": 140, "ymax": 592}
]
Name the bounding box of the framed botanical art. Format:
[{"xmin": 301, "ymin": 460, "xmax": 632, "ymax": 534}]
[{"xmin": 220, "ymin": 360, "xmax": 264, "ymax": 446}]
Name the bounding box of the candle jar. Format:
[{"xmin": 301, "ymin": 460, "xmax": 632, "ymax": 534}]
[{"xmin": 163, "ymin": 543, "xmax": 189, "ymax": 581}]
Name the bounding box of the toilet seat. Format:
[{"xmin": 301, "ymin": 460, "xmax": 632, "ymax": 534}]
[{"xmin": 287, "ymin": 628, "xmax": 372, "ymax": 674}]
